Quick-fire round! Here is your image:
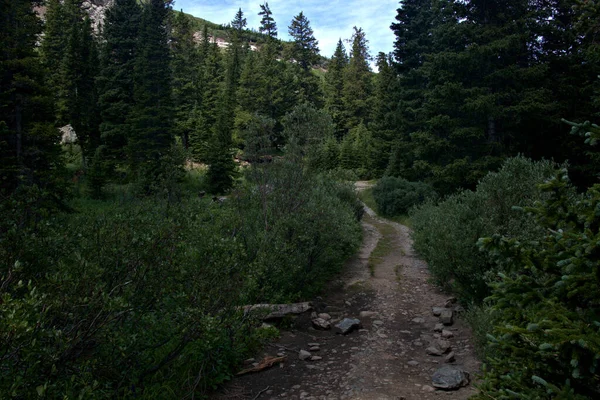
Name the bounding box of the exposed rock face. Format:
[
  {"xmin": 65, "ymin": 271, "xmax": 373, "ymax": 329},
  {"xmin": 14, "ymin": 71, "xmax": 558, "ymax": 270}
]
[
  {"xmin": 36, "ymin": 1, "xmax": 114, "ymax": 33},
  {"xmin": 81, "ymin": 0, "xmax": 114, "ymax": 32}
]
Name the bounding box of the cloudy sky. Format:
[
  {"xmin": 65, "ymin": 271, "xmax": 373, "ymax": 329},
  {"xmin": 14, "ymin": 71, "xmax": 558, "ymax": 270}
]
[{"xmin": 172, "ymin": 0, "xmax": 400, "ymax": 60}]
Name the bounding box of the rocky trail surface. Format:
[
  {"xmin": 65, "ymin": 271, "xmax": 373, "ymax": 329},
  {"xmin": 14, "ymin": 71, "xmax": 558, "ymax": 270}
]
[{"xmin": 217, "ymin": 182, "xmax": 480, "ymax": 400}]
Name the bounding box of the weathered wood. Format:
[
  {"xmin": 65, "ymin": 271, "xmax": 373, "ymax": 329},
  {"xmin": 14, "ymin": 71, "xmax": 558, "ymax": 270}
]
[
  {"xmin": 236, "ymin": 356, "xmax": 286, "ymax": 375},
  {"xmin": 243, "ymin": 302, "xmax": 313, "ymax": 320}
]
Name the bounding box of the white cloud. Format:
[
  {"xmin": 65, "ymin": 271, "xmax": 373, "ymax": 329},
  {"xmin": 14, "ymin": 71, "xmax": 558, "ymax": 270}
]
[{"xmin": 173, "ymin": 0, "xmax": 399, "ymax": 61}]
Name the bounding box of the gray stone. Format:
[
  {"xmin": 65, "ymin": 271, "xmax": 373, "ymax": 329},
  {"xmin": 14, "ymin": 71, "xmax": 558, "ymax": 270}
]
[
  {"xmin": 445, "ymin": 352, "xmax": 456, "ymax": 363},
  {"xmin": 312, "ymin": 318, "xmax": 331, "ymax": 330},
  {"xmin": 373, "ymin": 320, "xmax": 384, "ymax": 326},
  {"xmin": 431, "ymin": 366, "xmax": 469, "ymax": 390},
  {"xmin": 334, "ymin": 318, "xmax": 362, "ymax": 335},
  {"xmin": 422, "ymin": 385, "xmax": 436, "ymax": 392},
  {"xmin": 407, "ymin": 360, "xmax": 420, "ymax": 366},
  {"xmin": 299, "ymin": 350, "xmax": 311, "ymax": 360},
  {"xmin": 440, "ymin": 310, "xmax": 454, "ymax": 325},
  {"xmin": 426, "ymin": 346, "xmax": 444, "ymax": 356},
  {"xmin": 435, "ymin": 339, "xmax": 452, "ymax": 352},
  {"xmin": 318, "ymin": 313, "xmax": 332, "ymax": 321},
  {"xmin": 432, "ymin": 307, "xmax": 445, "ymax": 316},
  {"xmin": 412, "ymin": 317, "xmax": 425, "ymax": 324},
  {"xmin": 434, "ymin": 323, "xmax": 444, "ymax": 332},
  {"xmin": 441, "ymin": 330, "xmax": 454, "ymax": 339},
  {"xmin": 309, "ymin": 346, "xmax": 320, "ymax": 352},
  {"xmin": 359, "ymin": 311, "xmax": 379, "ymax": 318},
  {"xmin": 310, "ymin": 356, "xmax": 323, "ymax": 361}
]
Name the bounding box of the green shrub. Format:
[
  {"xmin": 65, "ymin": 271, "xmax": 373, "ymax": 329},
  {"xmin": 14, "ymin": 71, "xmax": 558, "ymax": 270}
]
[
  {"xmin": 474, "ymin": 171, "xmax": 599, "ymax": 399},
  {"xmin": 373, "ymin": 176, "xmax": 436, "ymax": 217},
  {"xmin": 410, "ymin": 156, "xmax": 559, "ymax": 303},
  {"xmin": 0, "ymin": 163, "xmax": 362, "ymax": 398}
]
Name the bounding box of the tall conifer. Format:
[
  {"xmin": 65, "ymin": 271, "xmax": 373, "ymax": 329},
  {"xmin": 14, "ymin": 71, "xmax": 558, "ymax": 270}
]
[
  {"xmin": 325, "ymin": 39, "xmax": 348, "ymax": 138},
  {"xmin": 128, "ymin": 0, "xmax": 174, "ymax": 188},
  {"xmin": 342, "ymin": 27, "xmax": 373, "ymax": 130},
  {"xmin": 97, "ymin": 0, "xmax": 142, "ymax": 169},
  {"xmin": 0, "ymin": 0, "xmax": 65, "ymax": 204}
]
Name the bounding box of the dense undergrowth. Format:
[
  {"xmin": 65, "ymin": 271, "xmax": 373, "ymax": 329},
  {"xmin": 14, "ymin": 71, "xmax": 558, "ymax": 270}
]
[
  {"xmin": 409, "ymin": 152, "xmax": 600, "ymax": 398},
  {"xmin": 0, "ymin": 162, "xmax": 362, "ymax": 398}
]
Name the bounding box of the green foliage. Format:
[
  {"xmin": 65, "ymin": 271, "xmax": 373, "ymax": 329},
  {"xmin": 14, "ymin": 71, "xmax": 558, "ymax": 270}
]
[
  {"xmin": 389, "ymin": 0, "xmax": 600, "ymax": 193},
  {"xmin": 287, "ymin": 12, "xmax": 319, "ymax": 71},
  {"xmin": 324, "ymin": 39, "xmax": 349, "ymax": 138},
  {"xmin": 342, "ymin": 27, "xmax": 373, "ymax": 130},
  {"xmin": 372, "ymin": 176, "xmax": 435, "ymax": 217},
  {"xmin": 281, "ymin": 103, "xmax": 334, "ymax": 167},
  {"xmin": 128, "ymin": 0, "xmax": 175, "ymax": 190},
  {"xmin": 97, "ymin": 0, "xmax": 142, "ymax": 169},
  {"xmin": 475, "ymin": 171, "xmax": 600, "ymax": 399},
  {"xmin": 258, "ymin": 2, "xmax": 277, "ymax": 39},
  {"xmin": 0, "ymin": 0, "xmax": 68, "ymax": 214},
  {"xmin": 0, "ymin": 165, "xmax": 362, "ymax": 397},
  {"xmin": 233, "ymin": 162, "xmax": 362, "ymax": 302},
  {"xmin": 410, "ymin": 156, "xmax": 559, "ymax": 303}
]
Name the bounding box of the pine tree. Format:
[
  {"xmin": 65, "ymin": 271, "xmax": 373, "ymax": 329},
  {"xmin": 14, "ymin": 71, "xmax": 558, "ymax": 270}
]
[
  {"xmin": 206, "ymin": 20, "xmax": 245, "ymax": 194},
  {"xmin": 231, "ymin": 7, "xmax": 247, "ymax": 35},
  {"xmin": 40, "ymin": 0, "xmax": 69, "ymax": 122},
  {"xmin": 171, "ymin": 10, "xmax": 200, "ymax": 150},
  {"xmin": 258, "ymin": 2, "xmax": 277, "ymax": 39},
  {"xmin": 128, "ymin": 0, "xmax": 174, "ymax": 189},
  {"xmin": 0, "ymin": 0, "xmax": 66, "ymax": 206},
  {"xmin": 287, "ymin": 12, "xmax": 322, "ymax": 107},
  {"xmin": 191, "ymin": 35, "xmax": 222, "ymax": 162},
  {"xmin": 325, "ymin": 39, "xmax": 348, "ymax": 138},
  {"xmin": 288, "ymin": 12, "xmax": 319, "ymax": 71},
  {"xmin": 237, "ymin": 40, "xmax": 299, "ymax": 147},
  {"xmin": 372, "ymin": 52, "xmax": 400, "ymax": 175},
  {"xmin": 97, "ymin": 0, "xmax": 142, "ymax": 170},
  {"xmin": 342, "ymin": 27, "xmax": 373, "ymax": 130}
]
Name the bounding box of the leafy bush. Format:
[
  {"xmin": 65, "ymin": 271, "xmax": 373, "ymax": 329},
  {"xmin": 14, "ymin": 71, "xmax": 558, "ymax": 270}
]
[
  {"xmin": 410, "ymin": 156, "xmax": 559, "ymax": 303},
  {"xmin": 0, "ymin": 163, "xmax": 362, "ymax": 398},
  {"xmin": 232, "ymin": 160, "xmax": 362, "ymax": 303},
  {"xmin": 373, "ymin": 176, "xmax": 436, "ymax": 217},
  {"xmin": 474, "ymin": 171, "xmax": 600, "ymax": 399}
]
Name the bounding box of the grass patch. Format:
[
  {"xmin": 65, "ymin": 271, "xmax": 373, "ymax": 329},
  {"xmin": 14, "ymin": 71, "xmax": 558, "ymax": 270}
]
[
  {"xmin": 394, "ymin": 264, "xmax": 403, "ymax": 281},
  {"xmin": 367, "ymin": 220, "xmax": 396, "ymax": 276},
  {"xmin": 358, "ymin": 187, "xmax": 412, "ymax": 228}
]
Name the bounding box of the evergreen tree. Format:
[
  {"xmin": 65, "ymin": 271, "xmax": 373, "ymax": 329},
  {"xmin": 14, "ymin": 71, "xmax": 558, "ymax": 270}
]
[
  {"xmin": 40, "ymin": 0, "xmax": 100, "ymax": 168},
  {"xmin": 0, "ymin": 0, "xmax": 66, "ymax": 206},
  {"xmin": 207, "ymin": 15, "xmax": 246, "ymax": 194},
  {"xmin": 97, "ymin": 0, "xmax": 142, "ymax": 170},
  {"xmin": 237, "ymin": 40, "xmax": 299, "ymax": 147},
  {"xmin": 325, "ymin": 39, "xmax": 348, "ymax": 138},
  {"xmin": 171, "ymin": 10, "xmax": 200, "ymax": 150},
  {"xmin": 231, "ymin": 7, "xmax": 247, "ymax": 34},
  {"xmin": 128, "ymin": 0, "xmax": 174, "ymax": 189},
  {"xmin": 40, "ymin": 0, "xmax": 69, "ymax": 120},
  {"xmin": 388, "ymin": 0, "xmax": 437, "ymax": 180},
  {"xmin": 191, "ymin": 35, "xmax": 222, "ymax": 162},
  {"xmin": 371, "ymin": 52, "xmax": 400, "ymax": 175},
  {"xmin": 287, "ymin": 12, "xmax": 322, "ymax": 107},
  {"xmin": 258, "ymin": 2, "xmax": 277, "ymax": 39},
  {"xmin": 342, "ymin": 27, "xmax": 373, "ymax": 130},
  {"xmin": 288, "ymin": 12, "xmax": 319, "ymax": 71}
]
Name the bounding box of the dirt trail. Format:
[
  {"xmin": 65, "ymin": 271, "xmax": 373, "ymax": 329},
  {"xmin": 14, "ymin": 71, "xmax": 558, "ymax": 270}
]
[{"xmin": 218, "ymin": 182, "xmax": 480, "ymax": 400}]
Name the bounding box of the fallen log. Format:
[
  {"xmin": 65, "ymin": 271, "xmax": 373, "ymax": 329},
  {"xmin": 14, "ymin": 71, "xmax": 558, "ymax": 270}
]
[{"xmin": 242, "ymin": 302, "xmax": 313, "ymax": 320}]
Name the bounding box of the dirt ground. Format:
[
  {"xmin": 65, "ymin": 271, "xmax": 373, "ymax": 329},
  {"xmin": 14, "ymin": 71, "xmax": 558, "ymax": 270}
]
[{"xmin": 215, "ymin": 182, "xmax": 481, "ymax": 400}]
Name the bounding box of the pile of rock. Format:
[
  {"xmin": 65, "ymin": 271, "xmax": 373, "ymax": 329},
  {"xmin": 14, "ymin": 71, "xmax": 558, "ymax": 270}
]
[{"xmin": 427, "ymin": 299, "xmax": 470, "ymax": 390}]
